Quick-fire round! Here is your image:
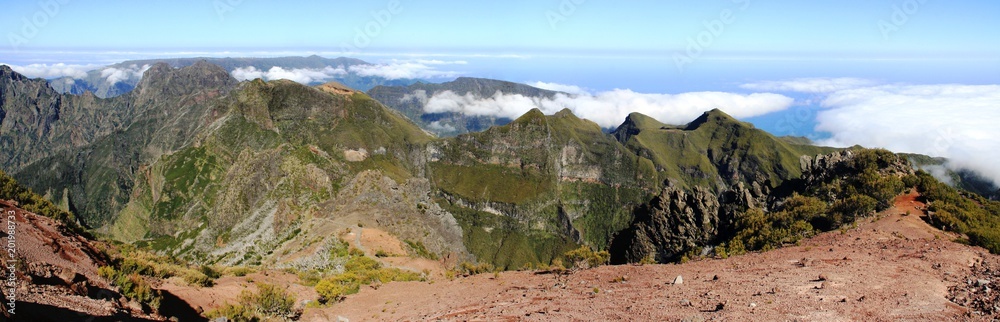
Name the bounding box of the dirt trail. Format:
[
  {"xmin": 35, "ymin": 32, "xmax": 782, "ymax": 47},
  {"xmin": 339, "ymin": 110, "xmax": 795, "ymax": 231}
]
[{"xmin": 301, "ymin": 190, "xmax": 999, "ymax": 321}]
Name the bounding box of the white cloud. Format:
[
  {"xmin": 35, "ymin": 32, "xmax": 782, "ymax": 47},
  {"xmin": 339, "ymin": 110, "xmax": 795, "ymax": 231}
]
[
  {"xmin": 741, "ymin": 77, "xmax": 879, "ymax": 93},
  {"xmin": 528, "ymin": 81, "xmax": 590, "ymax": 95},
  {"xmin": 427, "ymin": 121, "xmax": 457, "ymax": 133},
  {"xmin": 422, "ymin": 89, "xmax": 794, "ymax": 128},
  {"xmin": 348, "ymin": 62, "xmax": 461, "ymax": 80},
  {"xmin": 401, "ymin": 89, "xmax": 428, "ymax": 104},
  {"xmin": 230, "ymin": 65, "xmax": 348, "ymax": 84},
  {"xmin": 101, "ymin": 64, "xmax": 151, "ymax": 84},
  {"xmin": 813, "ymin": 83, "xmax": 1000, "ymax": 186},
  {"xmin": 405, "ymin": 59, "xmax": 468, "ymax": 65},
  {"xmin": 918, "ymin": 164, "xmax": 955, "ymax": 186},
  {"xmin": 3, "ymin": 63, "xmax": 101, "ymax": 79}
]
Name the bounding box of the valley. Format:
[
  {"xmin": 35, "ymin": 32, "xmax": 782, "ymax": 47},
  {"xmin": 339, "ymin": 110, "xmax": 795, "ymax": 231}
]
[{"xmin": 1, "ymin": 59, "xmax": 999, "ymax": 321}]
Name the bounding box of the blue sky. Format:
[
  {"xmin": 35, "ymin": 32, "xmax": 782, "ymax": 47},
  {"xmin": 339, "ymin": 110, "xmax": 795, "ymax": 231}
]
[
  {"xmin": 3, "ymin": 1, "xmax": 998, "ymax": 58},
  {"xmin": 3, "ymin": 0, "xmax": 1000, "ymax": 184}
]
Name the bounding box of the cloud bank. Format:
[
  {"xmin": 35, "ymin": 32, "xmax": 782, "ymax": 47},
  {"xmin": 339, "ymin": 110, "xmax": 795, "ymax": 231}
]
[
  {"xmin": 740, "ymin": 77, "xmax": 878, "ymax": 94},
  {"xmin": 348, "ymin": 61, "xmax": 462, "ymax": 80},
  {"xmin": 419, "ymin": 86, "xmax": 794, "ymax": 128},
  {"xmin": 4, "ymin": 63, "xmax": 101, "ymax": 79},
  {"xmin": 101, "ymin": 64, "xmax": 152, "ymax": 84},
  {"xmin": 813, "ymin": 83, "xmax": 1000, "ymax": 185},
  {"xmin": 528, "ymin": 81, "xmax": 590, "ymax": 95},
  {"xmin": 230, "ymin": 60, "xmax": 463, "ymax": 83},
  {"xmin": 231, "ymin": 66, "xmax": 348, "ymax": 84},
  {"xmin": 747, "ymin": 77, "xmax": 1000, "ymax": 186}
]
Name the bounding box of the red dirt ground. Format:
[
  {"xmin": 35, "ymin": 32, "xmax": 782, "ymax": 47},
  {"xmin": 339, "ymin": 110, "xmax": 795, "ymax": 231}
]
[{"xmin": 299, "ymin": 190, "xmax": 1000, "ymax": 321}]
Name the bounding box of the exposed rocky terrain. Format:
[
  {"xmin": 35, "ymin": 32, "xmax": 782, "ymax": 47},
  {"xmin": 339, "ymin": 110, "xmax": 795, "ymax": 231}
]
[
  {"xmin": 307, "ymin": 191, "xmax": 1000, "ymax": 321},
  {"xmin": 0, "ymin": 200, "xmax": 176, "ymax": 321}
]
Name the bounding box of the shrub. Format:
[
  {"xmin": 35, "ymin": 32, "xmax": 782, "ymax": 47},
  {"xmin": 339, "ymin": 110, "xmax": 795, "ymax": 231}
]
[
  {"xmin": 241, "ymin": 283, "xmax": 296, "ymax": 318},
  {"xmin": 458, "ymin": 261, "xmax": 494, "ymax": 275},
  {"xmin": 563, "ymin": 246, "xmax": 610, "ymax": 270},
  {"xmin": 208, "ymin": 283, "xmax": 296, "ymax": 321},
  {"xmin": 183, "ymin": 271, "xmax": 214, "ymax": 287},
  {"xmin": 404, "ymin": 240, "xmax": 439, "ymax": 260},
  {"xmin": 314, "ymin": 253, "xmax": 423, "ymax": 304},
  {"xmin": 226, "ymin": 266, "xmax": 254, "ymax": 277},
  {"xmin": 98, "ymin": 266, "xmax": 162, "ymax": 311},
  {"xmin": 206, "ymin": 303, "xmax": 258, "ymax": 322}
]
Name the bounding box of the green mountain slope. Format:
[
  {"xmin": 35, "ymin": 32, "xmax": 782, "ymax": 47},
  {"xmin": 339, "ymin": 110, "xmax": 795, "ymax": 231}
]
[
  {"xmin": 3, "ymin": 62, "xmax": 238, "ymax": 226},
  {"xmin": 427, "ymin": 108, "xmax": 659, "ymax": 268},
  {"xmin": 108, "ymin": 78, "xmax": 467, "ymax": 266},
  {"xmin": 613, "ymin": 109, "xmax": 838, "ymax": 192}
]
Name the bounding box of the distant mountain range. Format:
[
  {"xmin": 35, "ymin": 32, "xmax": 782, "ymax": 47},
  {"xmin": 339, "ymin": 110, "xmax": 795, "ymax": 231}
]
[
  {"xmin": 47, "ymin": 55, "xmax": 419, "ymax": 98},
  {"xmin": 368, "ymin": 77, "xmax": 562, "ymax": 136},
  {"xmin": 2, "ymin": 59, "xmax": 997, "ymax": 272}
]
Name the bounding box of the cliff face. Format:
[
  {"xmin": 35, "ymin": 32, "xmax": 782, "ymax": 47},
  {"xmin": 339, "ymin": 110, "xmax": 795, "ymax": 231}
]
[
  {"xmin": 610, "ymin": 149, "xmax": 915, "ymax": 264},
  {"xmin": 3, "ymin": 62, "xmax": 238, "ymax": 226}
]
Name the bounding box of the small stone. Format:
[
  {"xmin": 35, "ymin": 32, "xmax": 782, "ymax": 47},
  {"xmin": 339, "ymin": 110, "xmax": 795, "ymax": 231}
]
[
  {"xmin": 977, "ymin": 279, "xmax": 991, "ymax": 287},
  {"xmin": 749, "ymin": 302, "xmax": 757, "ymax": 308},
  {"xmin": 817, "ymin": 274, "xmax": 828, "ymax": 281},
  {"xmin": 680, "ymin": 299, "xmax": 692, "ymax": 307},
  {"xmin": 673, "ymin": 275, "xmax": 684, "ymax": 285}
]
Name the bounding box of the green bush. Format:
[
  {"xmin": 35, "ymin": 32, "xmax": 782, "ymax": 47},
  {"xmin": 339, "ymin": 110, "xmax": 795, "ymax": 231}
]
[
  {"xmin": 206, "ymin": 303, "xmax": 258, "ymax": 322},
  {"xmin": 242, "ymin": 283, "xmax": 296, "ymax": 317},
  {"xmin": 913, "ymin": 170, "xmax": 1000, "ymax": 254},
  {"xmin": 98, "ymin": 266, "xmax": 162, "ymax": 311},
  {"xmin": 563, "ymin": 246, "xmax": 610, "ymax": 269},
  {"xmin": 405, "ymin": 240, "xmax": 439, "ymax": 260},
  {"xmin": 208, "ymin": 283, "xmax": 296, "ymax": 321},
  {"xmin": 314, "ymin": 253, "xmax": 423, "ymax": 304}
]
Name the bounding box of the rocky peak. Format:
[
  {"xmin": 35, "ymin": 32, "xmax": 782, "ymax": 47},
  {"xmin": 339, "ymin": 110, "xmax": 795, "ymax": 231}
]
[
  {"xmin": 609, "ymin": 183, "xmax": 724, "ymax": 264},
  {"xmin": 513, "ymin": 108, "xmax": 547, "ymax": 125},
  {"xmin": 0, "ymin": 65, "xmax": 18, "ymax": 80},
  {"xmin": 134, "ymin": 60, "xmax": 237, "ymax": 102},
  {"xmin": 684, "ymin": 108, "xmax": 744, "ymax": 131},
  {"xmin": 613, "ymin": 112, "xmax": 664, "ymax": 143}
]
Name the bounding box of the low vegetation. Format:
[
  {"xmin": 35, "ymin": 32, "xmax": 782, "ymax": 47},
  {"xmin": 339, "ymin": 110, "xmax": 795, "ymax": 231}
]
[
  {"xmin": 912, "ymin": 170, "xmax": 1000, "ymax": 254},
  {"xmin": 563, "ymin": 245, "xmax": 610, "ymax": 270},
  {"xmin": 725, "ymin": 149, "xmax": 909, "ymax": 255},
  {"xmin": 0, "ymin": 169, "xmax": 77, "ymax": 227},
  {"xmin": 206, "ymin": 283, "xmax": 297, "ymax": 322},
  {"xmin": 101, "ymin": 244, "xmax": 218, "ymax": 287},
  {"xmin": 97, "ymin": 265, "xmax": 162, "ymax": 311},
  {"xmin": 313, "ymin": 247, "xmax": 424, "ymax": 304}
]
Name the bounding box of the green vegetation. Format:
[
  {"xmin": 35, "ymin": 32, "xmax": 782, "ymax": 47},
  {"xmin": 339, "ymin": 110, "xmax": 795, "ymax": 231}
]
[
  {"xmin": 0, "ymin": 169, "xmax": 76, "ymax": 226},
  {"xmin": 563, "ymin": 245, "xmax": 610, "ymax": 269},
  {"xmin": 911, "ymin": 170, "xmax": 1000, "ymax": 254},
  {"xmin": 102, "ymin": 244, "xmax": 217, "ymax": 287},
  {"xmin": 617, "ymin": 109, "xmax": 837, "ymax": 191},
  {"xmin": 404, "ymin": 240, "xmax": 439, "ymax": 260},
  {"xmin": 444, "ymin": 202, "xmax": 577, "ymax": 270},
  {"xmin": 726, "ymin": 149, "xmax": 910, "ymax": 254},
  {"xmin": 313, "ymin": 250, "xmax": 423, "ymax": 304},
  {"xmin": 206, "ymin": 283, "xmax": 297, "ymax": 322},
  {"xmin": 97, "ymin": 265, "xmax": 161, "ymax": 311}
]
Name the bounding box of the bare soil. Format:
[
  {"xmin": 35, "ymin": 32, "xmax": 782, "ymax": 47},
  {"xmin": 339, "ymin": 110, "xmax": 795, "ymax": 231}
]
[{"xmin": 300, "ymin": 190, "xmax": 1000, "ymax": 321}]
